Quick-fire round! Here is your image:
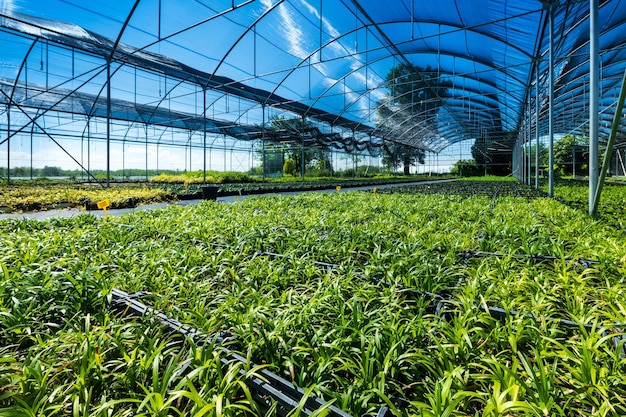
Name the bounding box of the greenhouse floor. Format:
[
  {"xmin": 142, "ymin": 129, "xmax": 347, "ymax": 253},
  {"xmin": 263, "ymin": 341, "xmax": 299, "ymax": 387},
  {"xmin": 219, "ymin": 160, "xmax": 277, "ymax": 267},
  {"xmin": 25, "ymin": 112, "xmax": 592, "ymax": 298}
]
[{"xmin": 0, "ymin": 179, "xmax": 455, "ymax": 221}]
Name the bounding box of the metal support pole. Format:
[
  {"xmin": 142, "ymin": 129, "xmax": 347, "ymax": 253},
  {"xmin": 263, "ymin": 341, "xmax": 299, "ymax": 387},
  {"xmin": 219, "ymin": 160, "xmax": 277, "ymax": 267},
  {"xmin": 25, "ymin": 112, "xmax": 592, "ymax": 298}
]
[
  {"xmin": 526, "ymin": 104, "xmax": 533, "ymax": 185},
  {"xmin": 301, "ymin": 116, "xmax": 305, "ymax": 182},
  {"xmin": 203, "ymin": 88, "xmax": 207, "ymax": 184},
  {"xmin": 520, "ymin": 139, "xmax": 524, "ymax": 182},
  {"xmin": 524, "ymin": 122, "xmax": 528, "ymax": 184},
  {"xmin": 87, "ymin": 119, "xmax": 91, "ymax": 179},
  {"xmin": 106, "ymin": 60, "xmax": 111, "ymax": 188},
  {"xmin": 588, "ymin": 0, "xmax": 599, "ymax": 214},
  {"xmin": 517, "ymin": 143, "xmax": 520, "ymax": 179},
  {"xmin": 592, "ymin": 69, "xmax": 626, "ymax": 216},
  {"xmin": 6, "ymin": 105, "xmax": 10, "ymax": 185},
  {"xmin": 145, "ymin": 125, "xmax": 148, "ymax": 181},
  {"xmin": 30, "ymin": 122, "xmax": 33, "ymax": 180},
  {"xmin": 548, "ymin": 3, "xmax": 555, "ymax": 197},
  {"xmin": 122, "ymin": 139, "xmax": 126, "ymax": 179},
  {"xmin": 535, "ymin": 59, "xmax": 540, "ymax": 189},
  {"xmin": 262, "ymin": 105, "xmax": 266, "ymax": 182}
]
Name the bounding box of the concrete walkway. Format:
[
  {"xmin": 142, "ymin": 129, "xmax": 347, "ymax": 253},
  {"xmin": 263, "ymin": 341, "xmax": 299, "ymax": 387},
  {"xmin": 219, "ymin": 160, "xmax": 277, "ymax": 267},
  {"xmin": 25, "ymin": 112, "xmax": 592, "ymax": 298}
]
[{"xmin": 0, "ymin": 179, "xmax": 455, "ymax": 221}]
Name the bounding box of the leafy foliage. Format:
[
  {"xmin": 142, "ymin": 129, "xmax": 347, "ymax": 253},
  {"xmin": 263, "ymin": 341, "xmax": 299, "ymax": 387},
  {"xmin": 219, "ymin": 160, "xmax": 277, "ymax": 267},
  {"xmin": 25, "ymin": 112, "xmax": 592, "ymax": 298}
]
[
  {"xmin": 554, "ymin": 135, "xmax": 589, "ymax": 176},
  {"xmin": 380, "ymin": 63, "xmax": 451, "ymax": 118},
  {"xmin": 450, "ymin": 159, "xmax": 484, "ymax": 177},
  {"xmin": 0, "ymin": 185, "xmax": 172, "ymax": 212},
  {"xmin": 1, "ymin": 180, "xmax": 625, "ymax": 415},
  {"xmin": 542, "ymin": 178, "xmax": 626, "ymax": 230},
  {"xmin": 376, "ymin": 63, "xmax": 451, "ymax": 174},
  {"xmin": 150, "ymin": 170, "xmax": 255, "ymax": 184},
  {"xmin": 261, "ymin": 116, "xmax": 333, "ymax": 177},
  {"xmin": 382, "ymin": 143, "xmax": 425, "ymax": 175}
]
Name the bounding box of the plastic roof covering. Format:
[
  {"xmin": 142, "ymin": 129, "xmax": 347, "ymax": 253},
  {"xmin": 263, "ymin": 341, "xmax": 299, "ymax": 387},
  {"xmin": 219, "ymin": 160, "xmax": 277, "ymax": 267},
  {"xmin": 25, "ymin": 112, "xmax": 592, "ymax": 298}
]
[{"xmin": 0, "ymin": 0, "xmax": 625, "ymax": 156}]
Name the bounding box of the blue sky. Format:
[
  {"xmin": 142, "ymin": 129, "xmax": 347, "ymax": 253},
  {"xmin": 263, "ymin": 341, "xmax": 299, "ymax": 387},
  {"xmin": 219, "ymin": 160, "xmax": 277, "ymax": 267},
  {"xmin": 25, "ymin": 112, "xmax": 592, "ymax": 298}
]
[{"xmin": 0, "ymin": 0, "xmax": 524, "ymax": 175}]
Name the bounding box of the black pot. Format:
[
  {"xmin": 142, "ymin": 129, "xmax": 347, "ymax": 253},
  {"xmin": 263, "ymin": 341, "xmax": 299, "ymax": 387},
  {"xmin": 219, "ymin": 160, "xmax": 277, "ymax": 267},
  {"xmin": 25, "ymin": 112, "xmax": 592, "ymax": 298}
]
[{"xmin": 201, "ymin": 186, "xmax": 219, "ymax": 200}]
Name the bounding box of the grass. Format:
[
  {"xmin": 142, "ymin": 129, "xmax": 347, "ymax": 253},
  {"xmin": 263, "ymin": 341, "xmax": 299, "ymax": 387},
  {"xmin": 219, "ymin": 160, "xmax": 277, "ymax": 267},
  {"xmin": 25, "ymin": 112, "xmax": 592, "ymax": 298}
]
[{"xmin": 1, "ymin": 180, "xmax": 625, "ymax": 415}]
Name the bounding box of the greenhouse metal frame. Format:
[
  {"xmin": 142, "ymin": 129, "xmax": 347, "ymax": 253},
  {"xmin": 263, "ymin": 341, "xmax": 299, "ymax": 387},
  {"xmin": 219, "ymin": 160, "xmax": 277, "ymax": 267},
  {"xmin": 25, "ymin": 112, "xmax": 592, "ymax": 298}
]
[{"xmin": 1, "ymin": 0, "xmax": 626, "ymax": 213}]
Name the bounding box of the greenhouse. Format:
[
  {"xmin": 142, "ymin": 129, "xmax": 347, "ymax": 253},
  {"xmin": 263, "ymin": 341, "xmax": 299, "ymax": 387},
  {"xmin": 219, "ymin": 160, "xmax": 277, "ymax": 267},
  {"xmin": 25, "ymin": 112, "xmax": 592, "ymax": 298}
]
[{"xmin": 1, "ymin": 0, "xmax": 626, "ymax": 416}]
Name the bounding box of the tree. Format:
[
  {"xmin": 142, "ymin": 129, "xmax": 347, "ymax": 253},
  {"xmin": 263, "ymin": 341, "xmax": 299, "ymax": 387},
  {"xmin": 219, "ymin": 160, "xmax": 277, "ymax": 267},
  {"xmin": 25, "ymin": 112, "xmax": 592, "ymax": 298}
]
[
  {"xmin": 42, "ymin": 165, "xmax": 62, "ymax": 177},
  {"xmin": 377, "ymin": 63, "xmax": 451, "ymax": 174},
  {"xmin": 554, "ymin": 134, "xmax": 589, "ymax": 176},
  {"xmin": 527, "ymin": 141, "xmax": 549, "ymax": 167},
  {"xmin": 260, "ymin": 116, "xmax": 332, "ymax": 177},
  {"xmin": 382, "ymin": 143, "xmax": 425, "ymax": 175},
  {"xmin": 283, "ymin": 158, "xmax": 297, "ymax": 176},
  {"xmin": 259, "ymin": 142, "xmax": 285, "ymax": 176},
  {"xmin": 383, "ymin": 63, "xmax": 451, "ymax": 117},
  {"xmin": 451, "ymin": 159, "xmax": 483, "ymax": 177},
  {"xmin": 471, "ymin": 131, "xmax": 516, "ymax": 176}
]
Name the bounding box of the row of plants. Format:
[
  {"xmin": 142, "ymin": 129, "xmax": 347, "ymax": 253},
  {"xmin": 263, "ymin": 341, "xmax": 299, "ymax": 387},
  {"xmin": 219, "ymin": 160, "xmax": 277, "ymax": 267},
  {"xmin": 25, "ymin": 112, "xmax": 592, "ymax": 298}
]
[
  {"xmin": 149, "ymin": 170, "xmax": 256, "ymax": 184},
  {"xmin": 0, "ymin": 175, "xmax": 446, "ymax": 213},
  {"xmin": 1, "ymin": 182, "xmax": 625, "ymax": 415},
  {"xmin": 174, "ymin": 175, "xmax": 447, "ymax": 196},
  {"xmin": 380, "ymin": 180, "xmax": 544, "ymax": 200},
  {"xmin": 0, "ymin": 185, "xmax": 174, "ymax": 213},
  {"xmin": 539, "ymin": 179, "xmax": 626, "ymax": 231}
]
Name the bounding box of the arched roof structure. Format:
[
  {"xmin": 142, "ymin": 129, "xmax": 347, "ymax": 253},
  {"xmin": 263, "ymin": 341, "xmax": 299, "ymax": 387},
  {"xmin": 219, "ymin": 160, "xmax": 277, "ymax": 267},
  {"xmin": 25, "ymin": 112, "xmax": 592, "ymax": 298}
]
[{"xmin": 1, "ymin": 0, "xmax": 626, "ymax": 170}]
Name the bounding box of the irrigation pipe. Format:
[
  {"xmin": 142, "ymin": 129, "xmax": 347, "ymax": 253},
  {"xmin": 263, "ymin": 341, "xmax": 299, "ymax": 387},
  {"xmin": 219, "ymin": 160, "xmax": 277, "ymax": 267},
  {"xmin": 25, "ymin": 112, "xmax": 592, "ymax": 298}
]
[{"xmin": 110, "ymin": 288, "xmax": 385, "ymax": 417}]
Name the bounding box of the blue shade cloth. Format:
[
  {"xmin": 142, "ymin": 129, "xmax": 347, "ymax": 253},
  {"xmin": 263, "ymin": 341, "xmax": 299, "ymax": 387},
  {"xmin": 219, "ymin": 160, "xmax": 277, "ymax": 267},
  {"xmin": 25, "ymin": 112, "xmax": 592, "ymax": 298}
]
[{"xmin": 0, "ymin": 0, "xmax": 625, "ymax": 155}]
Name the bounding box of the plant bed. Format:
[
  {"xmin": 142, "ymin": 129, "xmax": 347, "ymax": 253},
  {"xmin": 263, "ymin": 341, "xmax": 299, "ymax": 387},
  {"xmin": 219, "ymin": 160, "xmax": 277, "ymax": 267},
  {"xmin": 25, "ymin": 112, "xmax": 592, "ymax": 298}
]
[
  {"xmin": 1, "ymin": 186, "xmax": 625, "ymax": 415},
  {"xmin": 540, "ymin": 179, "xmax": 626, "ymax": 231},
  {"xmin": 0, "ymin": 185, "xmax": 175, "ymax": 213}
]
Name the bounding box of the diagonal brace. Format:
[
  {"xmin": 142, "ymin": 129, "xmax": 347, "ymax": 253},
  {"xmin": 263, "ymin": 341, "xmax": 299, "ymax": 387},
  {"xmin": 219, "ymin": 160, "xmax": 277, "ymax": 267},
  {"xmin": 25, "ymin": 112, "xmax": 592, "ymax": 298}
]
[{"xmin": 591, "ymin": 69, "xmax": 626, "ymax": 216}]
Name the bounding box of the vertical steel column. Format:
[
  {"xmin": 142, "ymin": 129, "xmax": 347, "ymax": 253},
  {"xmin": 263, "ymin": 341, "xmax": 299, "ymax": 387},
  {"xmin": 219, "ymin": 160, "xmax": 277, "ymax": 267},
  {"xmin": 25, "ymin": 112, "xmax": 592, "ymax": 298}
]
[
  {"xmin": 87, "ymin": 119, "xmax": 91, "ymax": 180},
  {"xmin": 525, "ymin": 127, "xmax": 528, "ymax": 184},
  {"xmin": 262, "ymin": 105, "xmax": 266, "ymax": 182},
  {"xmin": 122, "ymin": 139, "xmax": 125, "ymax": 178},
  {"xmin": 513, "ymin": 140, "xmax": 518, "ymax": 180},
  {"xmin": 301, "ymin": 116, "xmax": 305, "ymax": 182},
  {"xmin": 203, "ymin": 88, "xmax": 207, "ymax": 184},
  {"xmin": 535, "ymin": 59, "xmax": 540, "ymax": 189},
  {"xmin": 588, "ymin": 0, "xmax": 599, "ymax": 215},
  {"xmin": 6, "ymin": 105, "xmax": 10, "ymax": 185},
  {"xmin": 106, "ymin": 60, "xmax": 111, "ymax": 188},
  {"xmin": 548, "ymin": 3, "xmax": 555, "ymax": 197},
  {"xmin": 526, "ymin": 102, "xmax": 533, "ymax": 185},
  {"xmin": 81, "ymin": 126, "xmax": 84, "ymax": 180},
  {"xmin": 145, "ymin": 125, "xmax": 148, "ymax": 181},
  {"xmin": 30, "ymin": 121, "xmax": 34, "ymax": 180},
  {"xmin": 517, "ymin": 135, "xmax": 526, "ymax": 180}
]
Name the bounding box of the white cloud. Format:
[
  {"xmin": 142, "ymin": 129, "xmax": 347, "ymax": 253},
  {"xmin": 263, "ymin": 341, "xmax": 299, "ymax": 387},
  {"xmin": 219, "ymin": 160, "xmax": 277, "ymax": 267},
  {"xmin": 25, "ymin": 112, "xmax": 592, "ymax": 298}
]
[
  {"xmin": 261, "ymin": 0, "xmax": 309, "ymax": 60},
  {"xmin": 297, "ymin": 0, "xmax": 340, "ymax": 38},
  {"xmin": 0, "ymin": 0, "xmax": 15, "ymax": 15},
  {"xmin": 289, "ymin": 0, "xmax": 385, "ymax": 118}
]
